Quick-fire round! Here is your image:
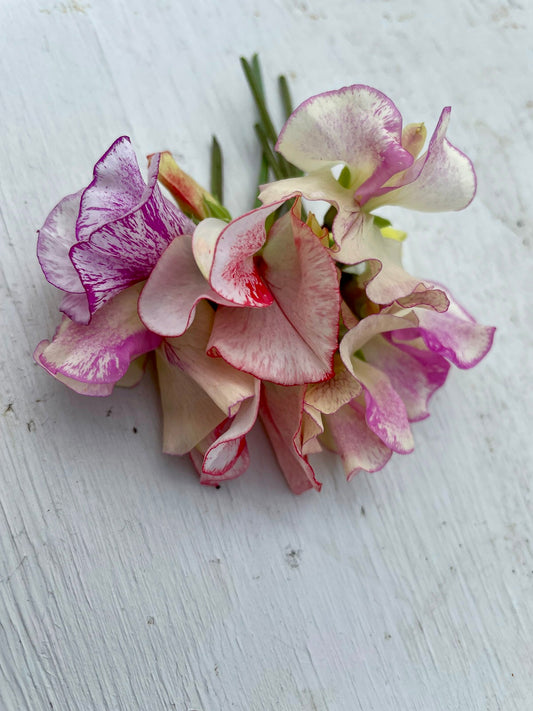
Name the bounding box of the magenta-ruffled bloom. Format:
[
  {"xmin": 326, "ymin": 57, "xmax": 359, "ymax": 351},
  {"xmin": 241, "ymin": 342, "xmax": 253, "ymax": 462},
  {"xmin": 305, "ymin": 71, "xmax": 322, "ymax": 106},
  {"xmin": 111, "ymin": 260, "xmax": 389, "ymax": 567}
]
[{"xmin": 37, "ymin": 136, "xmax": 194, "ymax": 324}]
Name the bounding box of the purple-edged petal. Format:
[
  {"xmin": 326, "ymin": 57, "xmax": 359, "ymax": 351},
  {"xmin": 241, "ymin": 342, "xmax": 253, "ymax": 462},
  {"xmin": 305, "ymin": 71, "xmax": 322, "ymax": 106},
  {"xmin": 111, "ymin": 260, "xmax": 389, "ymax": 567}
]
[
  {"xmin": 37, "ymin": 190, "xmax": 84, "ymax": 293},
  {"xmin": 59, "ymin": 291, "xmax": 90, "ymax": 324},
  {"xmin": 35, "ymin": 283, "xmax": 161, "ymax": 390},
  {"xmin": 326, "ymin": 400, "xmax": 393, "ymax": 480},
  {"xmin": 276, "ymin": 85, "xmax": 413, "ymax": 195},
  {"xmin": 70, "ymin": 139, "xmax": 194, "ymax": 317},
  {"xmin": 138, "ymin": 234, "xmax": 235, "ymax": 337},
  {"xmin": 34, "ymin": 341, "xmax": 115, "ymax": 396},
  {"xmin": 362, "ymin": 334, "xmax": 449, "ymax": 421},
  {"xmin": 366, "ymin": 108, "xmax": 476, "ymax": 212},
  {"xmin": 340, "ymin": 312, "xmax": 419, "ymax": 452},
  {"xmin": 207, "ymin": 202, "xmax": 285, "ymax": 307},
  {"xmin": 411, "ymin": 288, "xmax": 495, "ymax": 368},
  {"xmin": 208, "ymin": 208, "xmax": 340, "ymax": 385},
  {"xmin": 260, "ymin": 383, "xmax": 321, "ymax": 494}
]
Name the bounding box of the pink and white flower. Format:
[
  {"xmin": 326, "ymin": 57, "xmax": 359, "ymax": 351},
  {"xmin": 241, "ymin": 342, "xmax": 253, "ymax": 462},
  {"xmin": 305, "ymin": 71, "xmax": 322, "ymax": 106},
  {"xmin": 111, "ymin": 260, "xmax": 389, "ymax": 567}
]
[{"xmin": 259, "ymin": 85, "xmax": 476, "ymax": 303}]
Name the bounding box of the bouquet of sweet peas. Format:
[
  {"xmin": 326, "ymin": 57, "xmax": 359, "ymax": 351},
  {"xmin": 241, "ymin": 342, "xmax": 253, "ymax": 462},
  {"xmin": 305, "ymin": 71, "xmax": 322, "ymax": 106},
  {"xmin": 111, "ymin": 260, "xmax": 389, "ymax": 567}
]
[{"xmin": 35, "ymin": 57, "xmax": 494, "ymax": 493}]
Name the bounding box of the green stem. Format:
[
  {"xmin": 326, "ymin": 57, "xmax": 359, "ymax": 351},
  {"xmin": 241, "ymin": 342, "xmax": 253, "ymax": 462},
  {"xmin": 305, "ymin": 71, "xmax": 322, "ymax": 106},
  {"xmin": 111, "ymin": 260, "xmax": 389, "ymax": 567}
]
[
  {"xmin": 210, "ymin": 135, "xmax": 223, "ymax": 204},
  {"xmin": 278, "ymin": 74, "xmax": 293, "ymax": 120}
]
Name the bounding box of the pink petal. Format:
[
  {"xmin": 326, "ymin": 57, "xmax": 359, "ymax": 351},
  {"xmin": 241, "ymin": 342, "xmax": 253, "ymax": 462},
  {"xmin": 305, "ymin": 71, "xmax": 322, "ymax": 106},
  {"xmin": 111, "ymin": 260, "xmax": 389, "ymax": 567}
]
[
  {"xmin": 152, "ymin": 151, "xmax": 214, "ymax": 220},
  {"xmin": 195, "ymin": 379, "xmax": 260, "ymax": 485},
  {"xmin": 163, "ymin": 301, "xmax": 257, "ymax": 416},
  {"xmin": 34, "ymin": 341, "xmax": 114, "ymax": 396},
  {"xmin": 326, "ymin": 400, "xmax": 393, "ymax": 480},
  {"xmin": 366, "ymin": 108, "xmax": 476, "ymax": 212},
  {"xmin": 156, "ymin": 345, "xmax": 227, "ymax": 455},
  {"xmin": 35, "ymin": 283, "xmax": 160, "ymax": 389},
  {"xmin": 70, "ymin": 138, "xmax": 194, "ymax": 318},
  {"xmin": 411, "ymin": 287, "xmax": 495, "ymax": 368},
  {"xmin": 260, "ymin": 383, "xmax": 321, "ymax": 494},
  {"xmin": 208, "ymin": 208, "xmax": 339, "ymax": 385},
  {"xmin": 336, "ymin": 218, "xmax": 443, "ymax": 305},
  {"xmin": 138, "ymin": 234, "xmax": 235, "ymax": 337},
  {"xmin": 362, "ymin": 334, "xmax": 449, "ymax": 421},
  {"xmin": 208, "ymin": 202, "xmax": 285, "ymax": 307},
  {"xmin": 37, "ymin": 190, "xmax": 85, "ymax": 293},
  {"xmin": 276, "ymin": 85, "xmax": 413, "ymax": 196},
  {"xmin": 59, "ymin": 291, "xmax": 90, "ymax": 324},
  {"xmin": 340, "ymin": 313, "xmax": 418, "ymax": 452}
]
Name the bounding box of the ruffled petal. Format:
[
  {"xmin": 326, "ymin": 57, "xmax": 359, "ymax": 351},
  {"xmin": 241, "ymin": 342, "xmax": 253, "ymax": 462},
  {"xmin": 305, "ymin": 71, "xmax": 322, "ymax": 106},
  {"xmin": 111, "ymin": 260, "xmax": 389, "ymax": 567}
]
[
  {"xmin": 194, "ymin": 379, "xmax": 260, "ymax": 485},
  {"xmin": 138, "ymin": 234, "xmax": 235, "ymax": 337},
  {"xmin": 276, "ymin": 85, "xmax": 413, "ymax": 194},
  {"xmin": 34, "ymin": 283, "xmax": 161, "ymax": 389},
  {"xmin": 336, "ymin": 217, "xmax": 443, "ymax": 305},
  {"xmin": 59, "ymin": 291, "xmax": 90, "ymax": 324},
  {"xmin": 340, "ymin": 312, "xmax": 418, "ymax": 452},
  {"xmin": 362, "ymin": 334, "xmax": 449, "ymax": 421},
  {"xmin": 70, "ymin": 139, "xmax": 194, "ymax": 318},
  {"xmin": 37, "ymin": 190, "xmax": 84, "ymax": 293},
  {"xmin": 305, "ymin": 353, "xmax": 362, "ymax": 414},
  {"xmin": 156, "ymin": 345, "xmax": 227, "ymax": 455},
  {"xmin": 163, "ymin": 300, "xmax": 257, "ymax": 417},
  {"xmin": 207, "ymin": 202, "xmax": 284, "ymax": 307},
  {"xmin": 260, "ymin": 383, "xmax": 321, "ymax": 494},
  {"xmin": 411, "ymin": 287, "xmax": 495, "ymax": 368},
  {"xmin": 325, "ymin": 400, "xmax": 393, "ymax": 479},
  {"xmin": 208, "ymin": 207, "xmax": 339, "ymax": 385},
  {"xmin": 366, "ymin": 108, "xmax": 476, "ymax": 212}
]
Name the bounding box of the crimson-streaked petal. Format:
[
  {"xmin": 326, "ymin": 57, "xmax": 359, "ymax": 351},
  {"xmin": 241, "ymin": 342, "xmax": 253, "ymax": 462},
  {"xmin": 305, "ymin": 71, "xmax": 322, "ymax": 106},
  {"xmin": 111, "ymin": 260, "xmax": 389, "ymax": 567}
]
[
  {"xmin": 208, "ymin": 202, "xmax": 285, "ymax": 307},
  {"xmin": 208, "ymin": 208, "xmax": 340, "ymax": 385},
  {"xmin": 260, "ymin": 383, "xmax": 321, "ymax": 494},
  {"xmin": 70, "ymin": 139, "xmax": 194, "ymax": 317},
  {"xmin": 138, "ymin": 235, "xmax": 235, "ymax": 337},
  {"xmin": 164, "ymin": 301, "xmax": 257, "ymax": 416},
  {"xmin": 326, "ymin": 400, "xmax": 393, "ymax": 480},
  {"xmin": 366, "ymin": 108, "xmax": 476, "ymax": 212},
  {"xmin": 412, "ymin": 288, "xmax": 495, "ymax": 368},
  {"xmin": 59, "ymin": 291, "xmax": 90, "ymax": 324},
  {"xmin": 37, "ymin": 190, "xmax": 84, "ymax": 293},
  {"xmin": 156, "ymin": 346, "xmax": 227, "ymax": 455},
  {"xmin": 195, "ymin": 379, "xmax": 260, "ymax": 485},
  {"xmin": 35, "ymin": 283, "xmax": 160, "ymax": 389},
  {"xmin": 276, "ymin": 85, "xmax": 413, "ymax": 196},
  {"xmin": 362, "ymin": 334, "xmax": 449, "ymax": 421}
]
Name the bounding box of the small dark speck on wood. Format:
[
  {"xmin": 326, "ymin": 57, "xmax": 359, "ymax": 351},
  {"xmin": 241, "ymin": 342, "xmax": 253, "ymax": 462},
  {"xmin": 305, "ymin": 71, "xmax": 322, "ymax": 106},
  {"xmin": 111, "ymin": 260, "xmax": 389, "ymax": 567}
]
[
  {"xmin": 132, "ymin": 426, "xmax": 138, "ymax": 433},
  {"xmin": 27, "ymin": 420, "xmax": 35, "ymax": 432},
  {"xmin": 147, "ymin": 616, "xmax": 155, "ymax": 625},
  {"xmin": 285, "ymin": 547, "xmax": 302, "ymax": 568},
  {"xmin": 3, "ymin": 403, "xmax": 14, "ymax": 415},
  {"xmin": 360, "ymin": 505, "xmax": 366, "ymax": 516},
  {"xmin": 106, "ymin": 408, "xmax": 112, "ymax": 417}
]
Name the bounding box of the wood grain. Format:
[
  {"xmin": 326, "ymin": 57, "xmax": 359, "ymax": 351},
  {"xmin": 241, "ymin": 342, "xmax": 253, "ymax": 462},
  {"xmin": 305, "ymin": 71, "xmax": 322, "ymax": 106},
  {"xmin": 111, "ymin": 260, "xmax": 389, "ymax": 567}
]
[{"xmin": 1, "ymin": 0, "xmax": 531, "ymax": 708}]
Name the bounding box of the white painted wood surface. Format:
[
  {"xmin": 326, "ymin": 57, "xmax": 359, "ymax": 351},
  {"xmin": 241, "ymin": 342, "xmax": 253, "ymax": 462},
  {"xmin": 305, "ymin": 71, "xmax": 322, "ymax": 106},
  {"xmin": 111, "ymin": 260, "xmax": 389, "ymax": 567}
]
[{"xmin": 1, "ymin": 0, "xmax": 532, "ymax": 708}]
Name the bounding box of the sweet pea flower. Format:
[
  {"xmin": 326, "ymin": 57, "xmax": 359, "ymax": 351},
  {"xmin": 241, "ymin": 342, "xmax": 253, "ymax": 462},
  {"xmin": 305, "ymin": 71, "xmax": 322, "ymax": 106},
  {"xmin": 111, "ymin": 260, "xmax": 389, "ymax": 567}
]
[
  {"xmin": 259, "ymin": 85, "xmax": 476, "ymax": 304},
  {"xmin": 140, "ymin": 199, "xmax": 341, "ymax": 386},
  {"xmin": 261, "ymin": 282, "xmax": 494, "ymax": 493},
  {"xmin": 37, "ymin": 136, "xmax": 194, "ymax": 324}
]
